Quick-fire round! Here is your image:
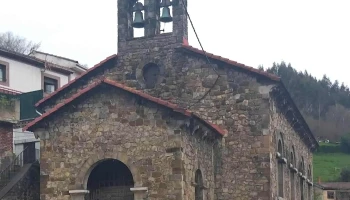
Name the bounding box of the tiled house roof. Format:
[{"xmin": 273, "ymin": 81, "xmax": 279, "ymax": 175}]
[
  {"xmin": 0, "ymin": 86, "xmax": 22, "ymax": 95},
  {"xmin": 0, "ymin": 48, "xmax": 74, "ymax": 75},
  {"xmin": 24, "ymin": 78, "xmax": 227, "ymax": 136}
]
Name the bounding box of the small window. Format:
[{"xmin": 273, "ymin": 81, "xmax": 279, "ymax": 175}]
[
  {"xmin": 0, "ymin": 64, "xmax": 6, "ymax": 82},
  {"xmin": 44, "ymin": 76, "xmax": 58, "ymax": 94},
  {"xmin": 143, "ymin": 63, "xmax": 160, "ymax": 88},
  {"xmin": 195, "ymin": 169, "xmax": 203, "ymax": 200},
  {"xmin": 0, "ymin": 62, "xmax": 9, "ymax": 86},
  {"xmin": 327, "ymin": 191, "xmax": 335, "ymax": 199}
]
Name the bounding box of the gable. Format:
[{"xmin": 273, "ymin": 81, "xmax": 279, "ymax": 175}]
[
  {"xmin": 35, "ymin": 54, "xmax": 117, "ymax": 109},
  {"xmin": 25, "ymin": 79, "xmax": 226, "ymax": 136}
]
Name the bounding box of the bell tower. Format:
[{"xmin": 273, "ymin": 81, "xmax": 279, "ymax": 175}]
[{"xmin": 117, "ymin": 0, "xmax": 188, "ymax": 53}]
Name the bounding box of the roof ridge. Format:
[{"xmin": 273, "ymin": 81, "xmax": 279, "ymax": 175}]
[
  {"xmin": 35, "ymin": 54, "xmax": 117, "ymax": 107},
  {"xmin": 181, "ymin": 44, "xmax": 281, "ymax": 81},
  {"xmin": 32, "ymin": 50, "xmax": 79, "ymax": 63},
  {"xmin": 24, "ymin": 78, "xmax": 227, "ymax": 136}
]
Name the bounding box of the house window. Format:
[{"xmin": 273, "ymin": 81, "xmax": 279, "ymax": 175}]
[
  {"xmin": 42, "ymin": 74, "xmax": 60, "ymax": 94},
  {"xmin": 0, "ymin": 61, "xmax": 9, "ymax": 86},
  {"xmin": 327, "ymin": 191, "xmax": 335, "ymax": 199},
  {"xmin": 0, "ymin": 64, "xmax": 6, "ymax": 82}
]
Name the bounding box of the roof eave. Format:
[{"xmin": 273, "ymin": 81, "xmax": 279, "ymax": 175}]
[{"xmin": 0, "ymin": 49, "xmax": 45, "ymax": 68}]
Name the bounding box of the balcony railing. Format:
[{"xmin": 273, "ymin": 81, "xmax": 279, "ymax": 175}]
[{"xmin": 0, "ymin": 146, "xmax": 39, "ymax": 188}]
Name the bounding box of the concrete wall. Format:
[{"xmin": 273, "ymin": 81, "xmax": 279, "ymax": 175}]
[
  {"xmin": 0, "ymin": 55, "xmax": 41, "ymax": 92},
  {"xmin": 0, "ymin": 55, "xmax": 70, "ymax": 93},
  {"xmin": 0, "ymin": 97, "xmax": 20, "ymax": 121}
]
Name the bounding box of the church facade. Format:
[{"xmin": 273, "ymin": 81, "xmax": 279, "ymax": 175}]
[{"xmin": 24, "ymin": 0, "xmax": 318, "ymax": 199}]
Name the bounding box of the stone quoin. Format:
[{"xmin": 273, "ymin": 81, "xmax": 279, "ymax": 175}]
[{"xmin": 24, "ymin": 0, "xmax": 318, "ymax": 199}]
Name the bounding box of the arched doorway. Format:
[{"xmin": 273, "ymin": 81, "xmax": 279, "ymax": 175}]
[{"xmin": 86, "ymin": 159, "xmax": 134, "ymax": 200}]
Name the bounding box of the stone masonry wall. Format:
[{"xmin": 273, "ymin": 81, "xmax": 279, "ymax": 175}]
[
  {"xmin": 38, "ymin": 48, "xmax": 276, "ymax": 200},
  {"xmin": 182, "ymin": 129, "xmax": 219, "ymax": 200},
  {"xmin": 269, "ymin": 99, "xmax": 313, "ymax": 200},
  {"xmin": 112, "ymin": 51, "xmax": 275, "ymax": 200},
  {"xmin": 37, "ymin": 85, "xmax": 219, "ymax": 200}
]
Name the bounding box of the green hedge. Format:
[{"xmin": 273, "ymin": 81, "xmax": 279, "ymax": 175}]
[{"xmin": 317, "ymin": 144, "xmax": 342, "ymax": 153}]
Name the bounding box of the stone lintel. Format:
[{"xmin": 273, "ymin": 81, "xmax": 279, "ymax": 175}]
[
  {"xmin": 130, "ymin": 187, "xmax": 148, "ymax": 192},
  {"xmin": 69, "ymin": 190, "xmax": 89, "ymax": 194},
  {"xmin": 69, "ymin": 190, "xmax": 90, "ymax": 200},
  {"xmin": 130, "ymin": 187, "xmax": 148, "ymax": 200}
]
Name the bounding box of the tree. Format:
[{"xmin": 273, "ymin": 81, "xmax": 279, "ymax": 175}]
[
  {"xmin": 0, "ymin": 31, "xmax": 40, "ymax": 55},
  {"xmin": 339, "ymin": 168, "xmax": 350, "ymax": 182},
  {"xmin": 340, "ymin": 133, "xmax": 350, "ymax": 153}
]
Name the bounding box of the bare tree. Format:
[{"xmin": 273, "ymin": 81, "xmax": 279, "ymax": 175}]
[{"xmin": 0, "ymin": 31, "xmax": 41, "ymax": 55}]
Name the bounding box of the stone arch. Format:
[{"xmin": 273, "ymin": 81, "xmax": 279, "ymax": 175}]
[
  {"xmin": 192, "ymin": 163, "xmax": 208, "ymax": 189},
  {"xmin": 73, "ymin": 152, "xmax": 142, "ymax": 190},
  {"xmin": 136, "ymin": 58, "xmax": 165, "ymax": 89},
  {"xmin": 276, "ymin": 132, "xmax": 284, "ymax": 198},
  {"xmin": 195, "ymin": 169, "xmax": 204, "ymax": 200},
  {"xmin": 276, "ymin": 132, "xmax": 284, "ymax": 156}
]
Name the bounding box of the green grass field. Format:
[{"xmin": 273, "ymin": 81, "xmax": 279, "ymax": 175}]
[{"xmin": 313, "ymin": 152, "xmax": 350, "ymax": 182}]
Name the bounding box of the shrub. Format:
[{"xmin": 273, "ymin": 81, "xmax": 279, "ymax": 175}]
[
  {"xmin": 341, "ymin": 133, "xmax": 350, "ymax": 154},
  {"xmin": 317, "ymin": 144, "xmax": 342, "ymax": 153},
  {"xmin": 339, "ymin": 168, "xmax": 350, "ymax": 182}
]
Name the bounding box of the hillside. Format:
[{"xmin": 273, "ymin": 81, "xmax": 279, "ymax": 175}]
[
  {"xmin": 314, "ymin": 144, "xmax": 350, "ymax": 182},
  {"xmin": 261, "ymin": 63, "xmax": 350, "ymax": 141}
]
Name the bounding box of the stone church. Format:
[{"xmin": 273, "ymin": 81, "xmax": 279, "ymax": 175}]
[{"xmin": 24, "ymin": 0, "xmax": 318, "ymax": 199}]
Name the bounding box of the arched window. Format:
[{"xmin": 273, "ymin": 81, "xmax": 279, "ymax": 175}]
[
  {"xmin": 277, "ymin": 137, "xmax": 284, "ymax": 198},
  {"xmin": 308, "ymin": 166, "xmax": 312, "ymax": 200},
  {"xmin": 195, "ymin": 169, "xmax": 204, "ymax": 200},
  {"xmin": 299, "ymin": 158, "xmax": 305, "ymax": 200},
  {"xmin": 290, "ymin": 148, "xmax": 296, "ymax": 200}
]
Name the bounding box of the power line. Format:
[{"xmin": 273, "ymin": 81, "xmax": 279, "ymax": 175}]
[{"xmin": 179, "ymin": 0, "xmax": 220, "ymax": 109}]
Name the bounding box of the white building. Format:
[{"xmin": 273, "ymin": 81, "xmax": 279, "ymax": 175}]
[{"xmin": 0, "ymin": 48, "xmax": 87, "ymax": 158}]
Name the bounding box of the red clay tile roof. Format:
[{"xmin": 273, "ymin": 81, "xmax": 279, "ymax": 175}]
[
  {"xmin": 181, "ymin": 44, "xmax": 281, "ymax": 82},
  {"xmin": 24, "ymin": 78, "xmax": 226, "ymax": 136},
  {"xmin": 35, "ymin": 46, "xmax": 280, "ymax": 108},
  {"xmin": 0, "ymin": 86, "xmax": 22, "ymax": 95},
  {"xmin": 35, "ymin": 54, "xmax": 117, "ymax": 107}
]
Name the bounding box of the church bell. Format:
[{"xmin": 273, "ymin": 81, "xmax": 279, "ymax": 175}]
[
  {"xmin": 132, "ymin": 10, "xmax": 145, "ymax": 28},
  {"xmin": 160, "ymin": 6, "xmax": 173, "ymax": 23}
]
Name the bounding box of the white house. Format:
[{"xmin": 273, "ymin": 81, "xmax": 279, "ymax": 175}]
[{"xmin": 0, "ymin": 47, "xmax": 87, "ymax": 158}]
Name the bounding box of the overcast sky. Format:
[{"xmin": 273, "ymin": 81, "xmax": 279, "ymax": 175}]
[{"xmin": 1, "ymin": 0, "xmax": 349, "ymax": 85}]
